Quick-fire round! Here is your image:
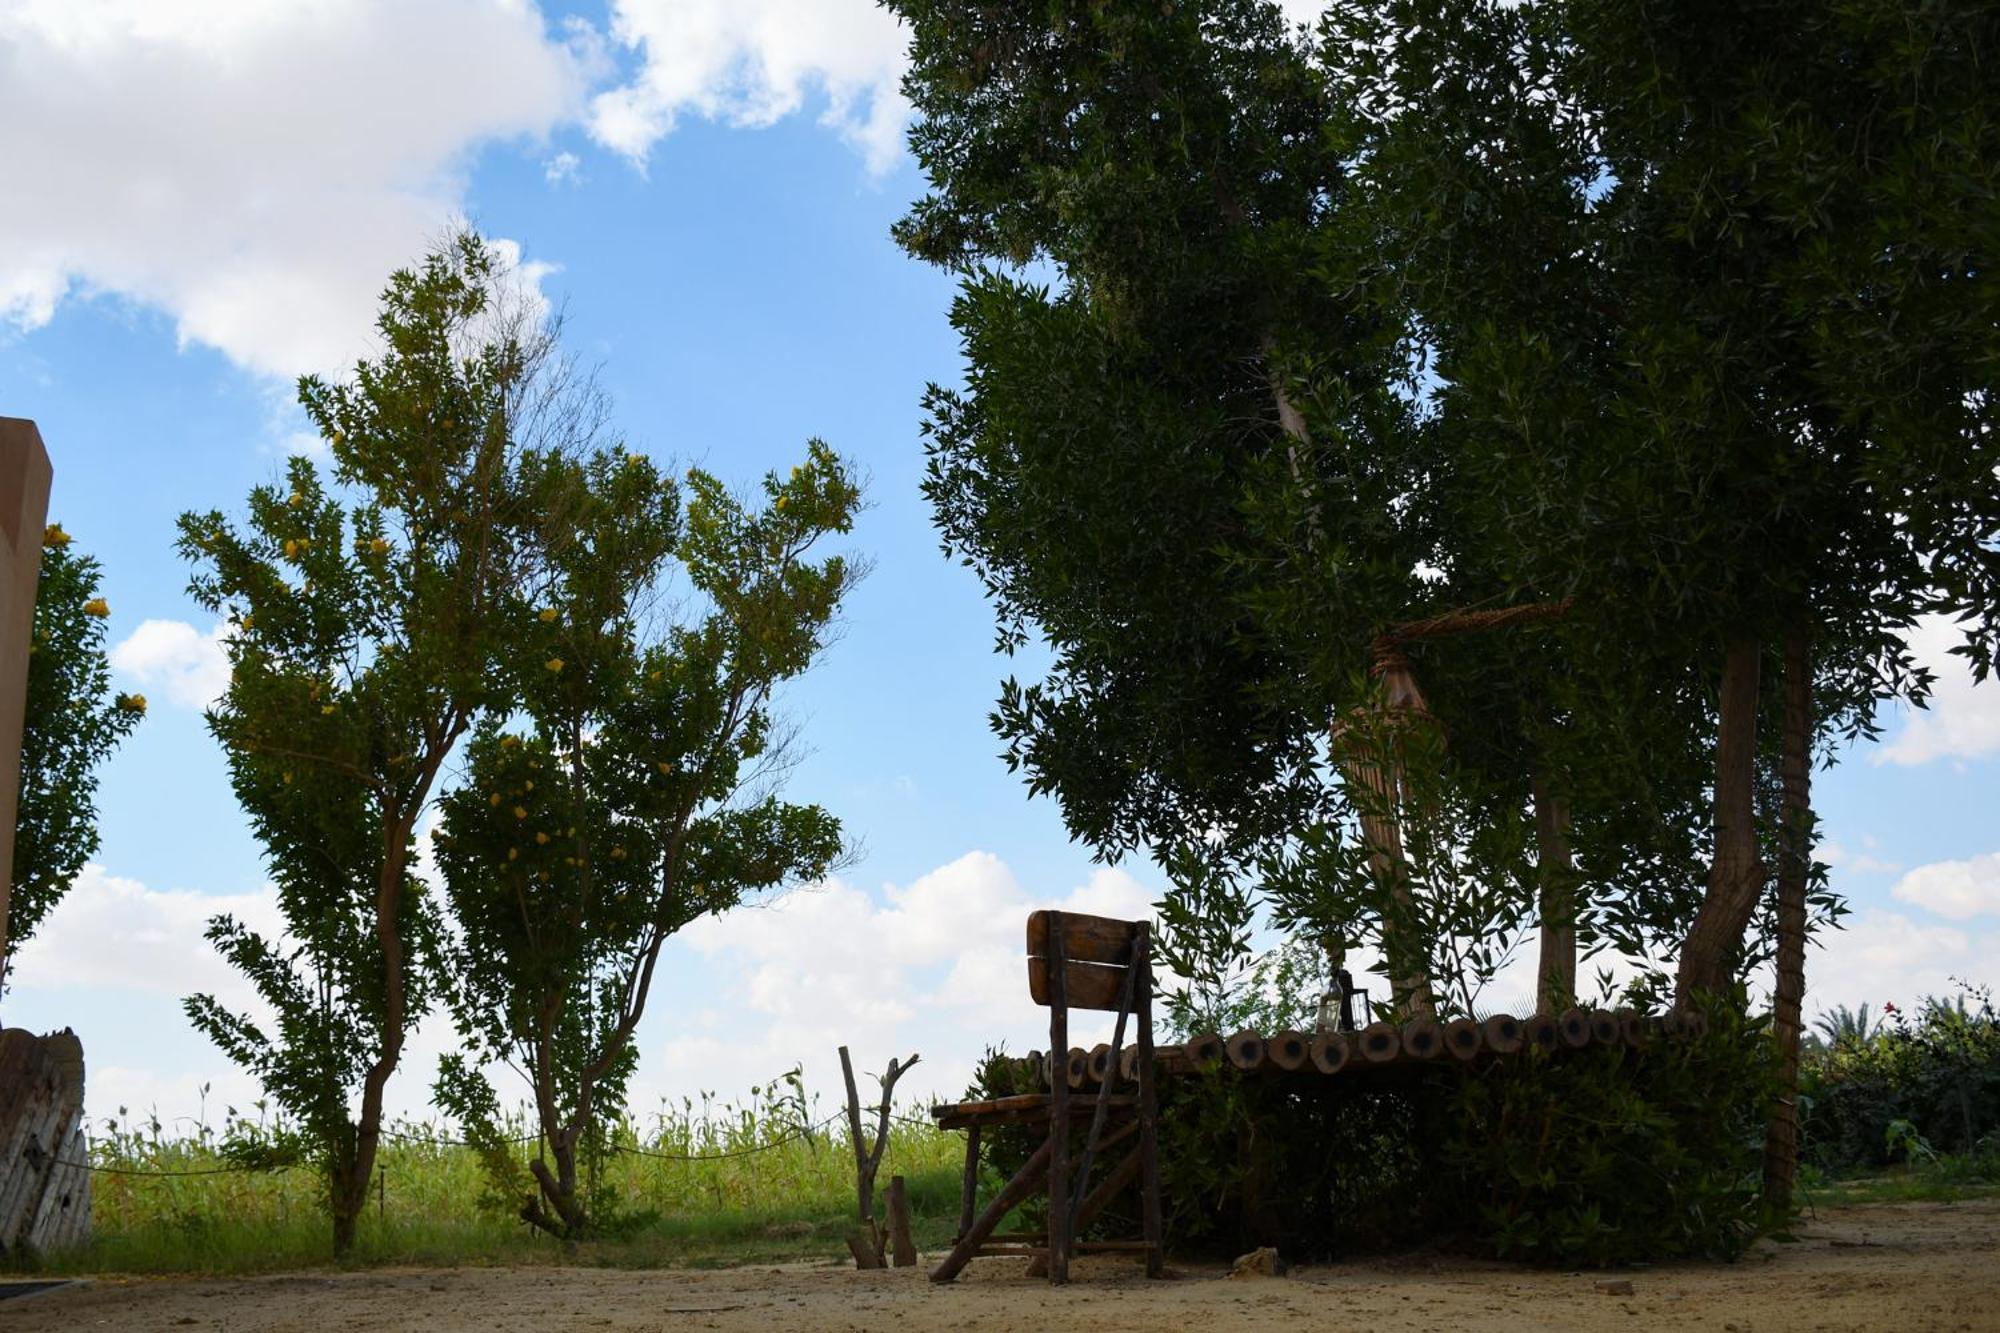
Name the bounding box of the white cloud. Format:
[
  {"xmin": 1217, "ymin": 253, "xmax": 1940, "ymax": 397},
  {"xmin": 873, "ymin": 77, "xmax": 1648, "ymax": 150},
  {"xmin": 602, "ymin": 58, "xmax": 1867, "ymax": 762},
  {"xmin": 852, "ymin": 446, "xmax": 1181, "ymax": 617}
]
[
  {"xmin": 110, "ymin": 618, "xmax": 230, "ymax": 710},
  {"xmin": 649, "ymin": 851, "xmax": 1159, "ymax": 1110},
  {"xmin": 7, "ymin": 863, "xmax": 280, "ymax": 1011},
  {"xmin": 1892, "ymin": 852, "xmax": 2000, "ymax": 921},
  {"xmin": 1819, "ymin": 839, "xmax": 1902, "ymax": 877},
  {"xmin": 1803, "ymin": 908, "xmax": 1994, "ymax": 1017},
  {"xmin": 0, "ymin": 0, "xmax": 583, "ymax": 378},
  {"xmin": 542, "ymin": 149, "xmax": 582, "ymax": 186},
  {"xmin": 1876, "ymin": 614, "xmax": 2000, "ymax": 766},
  {"xmin": 588, "ymin": 0, "xmax": 913, "ymax": 175}
]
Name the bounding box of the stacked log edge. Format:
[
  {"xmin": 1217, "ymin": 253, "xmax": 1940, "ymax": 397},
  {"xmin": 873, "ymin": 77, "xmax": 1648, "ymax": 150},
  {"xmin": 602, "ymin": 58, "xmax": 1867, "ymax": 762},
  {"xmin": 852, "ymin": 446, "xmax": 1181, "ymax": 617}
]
[{"xmin": 0, "ymin": 1027, "xmax": 90, "ymax": 1257}]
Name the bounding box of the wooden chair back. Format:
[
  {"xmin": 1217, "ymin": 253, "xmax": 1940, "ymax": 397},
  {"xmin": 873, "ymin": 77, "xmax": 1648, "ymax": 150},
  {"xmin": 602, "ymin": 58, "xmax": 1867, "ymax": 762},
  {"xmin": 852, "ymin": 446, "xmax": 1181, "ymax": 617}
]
[{"xmin": 1026, "ymin": 910, "xmax": 1142, "ymax": 1011}]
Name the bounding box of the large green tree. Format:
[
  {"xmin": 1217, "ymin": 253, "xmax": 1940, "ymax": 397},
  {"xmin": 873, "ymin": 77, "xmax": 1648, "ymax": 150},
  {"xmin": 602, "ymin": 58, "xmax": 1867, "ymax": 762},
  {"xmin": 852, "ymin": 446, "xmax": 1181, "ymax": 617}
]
[
  {"xmin": 4, "ymin": 525, "xmax": 145, "ymax": 991},
  {"xmin": 890, "ymin": 0, "xmax": 1481, "ymax": 1012},
  {"xmin": 432, "ymin": 444, "xmax": 856, "ymax": 1238},
  {"xmin": 1320, "ymin": 0, "xmax": 1997, "ymax": 1202},
  {"xmin": 178, "ymin": 235, "xmax": 596, "ymax": 1254}
]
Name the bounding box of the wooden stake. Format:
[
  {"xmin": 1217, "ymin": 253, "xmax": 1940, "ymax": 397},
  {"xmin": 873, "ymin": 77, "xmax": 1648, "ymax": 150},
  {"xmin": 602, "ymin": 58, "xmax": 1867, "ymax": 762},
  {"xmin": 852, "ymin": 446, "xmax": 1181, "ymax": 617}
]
[{"xmin": 886, "ymin": 1175, "xmax": 916, "ymax": 1267}]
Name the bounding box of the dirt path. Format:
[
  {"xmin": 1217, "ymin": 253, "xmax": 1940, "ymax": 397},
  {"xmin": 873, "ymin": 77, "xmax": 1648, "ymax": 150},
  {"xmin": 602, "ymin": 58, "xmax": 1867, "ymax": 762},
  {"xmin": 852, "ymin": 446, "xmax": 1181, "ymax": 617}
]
[{"xmin": 6, "ymin": 1199, "xmax": 1997, "ymax": 1332}]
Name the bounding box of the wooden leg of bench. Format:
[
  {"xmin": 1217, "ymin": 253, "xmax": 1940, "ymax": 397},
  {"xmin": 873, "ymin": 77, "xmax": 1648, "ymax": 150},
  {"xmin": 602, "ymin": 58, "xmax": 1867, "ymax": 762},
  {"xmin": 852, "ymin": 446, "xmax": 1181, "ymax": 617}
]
[
  {"xmin": 930, "ymin": 1135, "xmax": 1055, "ymax": 1283},
  {"xmin": 955, "ymin": 1125, "xmax": 980, "ymax": 1242}
]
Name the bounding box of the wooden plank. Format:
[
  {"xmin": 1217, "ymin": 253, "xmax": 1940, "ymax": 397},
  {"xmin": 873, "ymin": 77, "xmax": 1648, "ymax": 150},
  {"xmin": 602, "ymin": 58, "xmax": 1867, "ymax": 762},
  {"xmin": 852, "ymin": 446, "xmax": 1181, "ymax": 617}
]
[
  {"xmin": 1027, "ymin": 911, "xmax": 1139, "ymax": 964},
  {"xmin": 1482, "ymin": 1013, "xmax": 1523, "ymax": 1055},
  {"xmin": 1028, "ymin": 956, "xmax": 1130, "ymax": 1011},
  {"xmin": 1266, "ymin": 1030, "xmax": 1309, "ymax": 1072},
  {"xmin": 1443, "ymin": 1017, "xmax": 1483, "ymax": 1061},
  {"xmin": 1135, "ymin": 924, "xmax": 1163, "ymax": 1280},
  {"xmin": 1309, "ymin": 1031, "xmax": 1351, "ymax": 1075},
  {"xmin": 1358, "ymin": 1021, "xmax": 1401, "ymax": 1063},
  {"xmin": 1224, "ymin": 1030, "xmax": 1266, "ymax": 1072}
]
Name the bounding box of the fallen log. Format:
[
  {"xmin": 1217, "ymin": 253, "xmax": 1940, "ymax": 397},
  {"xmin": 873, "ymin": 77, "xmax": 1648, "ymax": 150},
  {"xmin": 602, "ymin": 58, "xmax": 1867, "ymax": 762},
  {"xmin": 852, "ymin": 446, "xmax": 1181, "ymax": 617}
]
[
  {"xmin": 1358, "ymin": 1021, "xmax": 1402, "ymax": 1063},
  {"xmin": 1616, "ymin": 1009, "xmax": 1645, "ymax": 1046},
  {"xmin": 1309, "ymin": 1031, "xmax": 1352, "ymax": 1075},
  {"xmin": 1399, "ymin": 1017, "xmax": 1443, "ymax": 1060},
  {"xmin": 1523, "ymin": 1012, "xmax": 1560, "ymax": 1052},
  {"xmin": 1266, "ymin": 1030, "xmax": 1310, "ymax": 1072},
  {"xmin": 1557, "ymin": 1008, "xmax": 1592, "ymax": 1048},
  {"xmin": 1587, "ymin": 1010, "xmax": 1620, "ymax": 1046},
  {"xmin": 1481, "ymin": 1013, "xmax": 1523, "ymax": 1055},
  {"xmin": 1443, "ymin": 1017, "xmax": 1483, "ymax": 1061},
  {"xmin": 1183, "ymin": 1032, "xmax": 1224, "ymax": 1067},
  {"xmin": 1225, "ymin": 1030, "xmax": 1266, "ymax": 1072},
  {"xmin": 1088, "ymin": 1043, "xmax": 1115, "ymax": 1085}
]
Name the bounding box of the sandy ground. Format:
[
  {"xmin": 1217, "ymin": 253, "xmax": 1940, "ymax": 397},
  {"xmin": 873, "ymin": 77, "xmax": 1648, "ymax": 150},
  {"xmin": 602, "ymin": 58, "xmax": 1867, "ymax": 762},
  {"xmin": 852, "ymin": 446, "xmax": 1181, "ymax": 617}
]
[{"xmin": 5, "ymin": 1199, "xmax": 1997, "ymax": 1332}]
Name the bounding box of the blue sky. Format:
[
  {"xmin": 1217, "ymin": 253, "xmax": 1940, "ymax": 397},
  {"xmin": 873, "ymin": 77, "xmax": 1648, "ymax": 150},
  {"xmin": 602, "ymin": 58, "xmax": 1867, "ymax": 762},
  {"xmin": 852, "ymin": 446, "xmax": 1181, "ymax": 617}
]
[{"xmin": 2, "ymin": 0, "xmax": 1995, "ymax": 1130}]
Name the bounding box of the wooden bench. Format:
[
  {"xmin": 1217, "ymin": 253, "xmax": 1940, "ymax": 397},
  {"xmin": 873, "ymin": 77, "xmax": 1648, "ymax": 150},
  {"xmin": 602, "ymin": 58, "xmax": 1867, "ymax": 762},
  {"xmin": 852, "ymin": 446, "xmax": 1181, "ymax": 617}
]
[{"xmin": 929, "ymin": 910, "xmax": 1163, "ymax": 1284}]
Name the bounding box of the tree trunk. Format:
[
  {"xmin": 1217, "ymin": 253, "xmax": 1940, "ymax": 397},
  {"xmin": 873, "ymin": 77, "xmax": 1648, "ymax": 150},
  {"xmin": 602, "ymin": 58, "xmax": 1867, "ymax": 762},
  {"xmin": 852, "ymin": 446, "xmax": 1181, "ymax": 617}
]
[
  {"xmin": 1763, "ymin": 631, "xmax": 1811, "ymax": 1214},
  {"xmin": 1344, "ymin": 748, "xmax": 1436, "ymax": 1019},
  {"xmin": 1676, "ymin": 636, "xmax": 1765, "ymax": 1005},
  {"xmin": 1533, "ymin": 772, "xmax": 1576, "ymax": 1015}
]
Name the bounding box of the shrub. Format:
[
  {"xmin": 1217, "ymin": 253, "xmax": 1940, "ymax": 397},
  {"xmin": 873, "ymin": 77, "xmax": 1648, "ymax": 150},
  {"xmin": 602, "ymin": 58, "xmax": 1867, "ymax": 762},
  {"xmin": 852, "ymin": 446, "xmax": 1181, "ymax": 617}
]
[{"xmin": 1801, "ymin": 984, "xmax": 2000, "ymax": 1172}]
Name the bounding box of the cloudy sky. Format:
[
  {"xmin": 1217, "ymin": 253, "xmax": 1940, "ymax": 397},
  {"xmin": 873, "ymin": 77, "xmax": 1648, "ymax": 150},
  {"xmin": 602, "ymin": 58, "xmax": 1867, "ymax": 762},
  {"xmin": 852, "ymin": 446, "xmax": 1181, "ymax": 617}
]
[{"xmin": 2, "ymin": 0, "xmax": 1995, "ymax": 1136}]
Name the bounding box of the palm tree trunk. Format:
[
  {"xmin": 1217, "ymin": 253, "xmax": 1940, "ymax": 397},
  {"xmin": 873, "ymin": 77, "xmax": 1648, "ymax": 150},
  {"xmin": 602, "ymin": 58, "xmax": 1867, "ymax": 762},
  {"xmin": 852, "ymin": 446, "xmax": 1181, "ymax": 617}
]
[{"xmin": 1763, "ymin": 631, "xmax": 1811, "ymax": 1213}]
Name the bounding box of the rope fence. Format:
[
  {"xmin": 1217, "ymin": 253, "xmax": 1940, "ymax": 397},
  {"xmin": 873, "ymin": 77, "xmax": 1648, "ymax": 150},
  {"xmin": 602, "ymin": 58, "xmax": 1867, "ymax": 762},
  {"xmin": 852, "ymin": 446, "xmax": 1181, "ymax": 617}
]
[{"xmin": 59, "ymin": 1107, "xmax": 934, "ymax": 1178}]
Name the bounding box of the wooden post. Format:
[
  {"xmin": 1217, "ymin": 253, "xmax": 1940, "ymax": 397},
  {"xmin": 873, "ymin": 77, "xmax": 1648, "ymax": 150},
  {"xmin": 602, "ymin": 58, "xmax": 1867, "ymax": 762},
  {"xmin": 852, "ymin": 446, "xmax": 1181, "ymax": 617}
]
[
  {"xmin": 0, "ymin": 419, "xmax": 53, "ymax": 989},
  {"xmin": 885, "ymin": 1175, "xmax": 917, "ymax": 1267},
  {"xmin": 1047, "ymin": 911, "xmax": 1070, "ymax": 1284},
  {"xmin": 1135, "ymin": 923, "xmax": 1163, "ymax": 1279},
  {"xmin": 956, "ymin": 1125, "xmax": 980, "ymax": 1241}
]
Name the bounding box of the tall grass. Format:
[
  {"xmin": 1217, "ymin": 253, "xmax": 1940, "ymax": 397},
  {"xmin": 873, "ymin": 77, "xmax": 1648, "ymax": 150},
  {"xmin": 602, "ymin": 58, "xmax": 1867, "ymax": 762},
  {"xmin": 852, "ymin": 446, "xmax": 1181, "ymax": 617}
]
[{"xmin": 42, "ymin": 1082, "xmax": 965, "ymax": 1276}]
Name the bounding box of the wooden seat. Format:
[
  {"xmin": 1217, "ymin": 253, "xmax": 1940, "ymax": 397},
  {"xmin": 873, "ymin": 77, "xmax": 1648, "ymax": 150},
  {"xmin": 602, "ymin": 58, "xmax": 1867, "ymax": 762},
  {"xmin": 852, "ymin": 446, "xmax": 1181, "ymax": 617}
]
[{"xmin": 930, "ymin": 910, "xmax": 1163, "ymax": 1284}]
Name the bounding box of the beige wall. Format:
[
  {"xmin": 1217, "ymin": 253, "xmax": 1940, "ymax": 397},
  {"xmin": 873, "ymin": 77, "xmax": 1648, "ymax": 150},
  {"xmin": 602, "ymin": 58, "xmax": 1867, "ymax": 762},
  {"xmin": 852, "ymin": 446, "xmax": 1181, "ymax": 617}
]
[{"xmin": 0, "ymin": 418, "xmax": 53, "ymax": 989}]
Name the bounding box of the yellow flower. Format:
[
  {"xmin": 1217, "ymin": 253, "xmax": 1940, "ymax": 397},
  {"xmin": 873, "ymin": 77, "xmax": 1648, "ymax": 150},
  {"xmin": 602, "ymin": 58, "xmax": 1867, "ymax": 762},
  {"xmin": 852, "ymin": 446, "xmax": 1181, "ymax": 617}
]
[
  {"xmin": 370, "ymin": 537, "xmax": 390, "ymax": 556},
  {"xmin": 489, "ymin": 793, "xmax": 502, "ymax": 808},
  {"xmin": 83, "ymin": 598, "xmax": 109, "ymax": 618},
  {"xmin": 240, "ymin": 614, "xmax": 254, "ymax": 630},
  {"xmin": 332, "ymin": 428, "xmax": 346, "ymax": 445},
  {"xmin": 320, "ymin": 704, "xmax": 336, "ymax": 716},
  {"xmin": 648, "ymin": 670, "xmax": 663, "ymax": 683},
  {"xmin": 282, "ymin": 770, "xmax": 293, "ymax": 785},
  {"xmin": 118, "ymin": 693, "xmax": 147, "ymax": 715},
  {"xmin": 544, "ymin": 657, "xmax": 564, "ymax": 673},
  {"xmin": 627, "ymin": 452, "xmax": 644, "ymax": 466},
  {"xmin": 508, "ymin": 847, "xmax": 519, "ymax": 862},
  {"xmin": 283, "ymin": 539, "xmax": 300, "ymax": 559},
  {"xmin": 511, "ymin": 805, "xmax": 528, "ymax": 820},
  {"xmin": 500, "ymin": 735, "xmax": 519, "ymax": 749},
  {"xmin": 610, "ymin": 846, "xmax": 627, "ymax": 860},
  {"xmin": 776, "ymin": 496, "xmax": 788, "ymax": 510},
  {"xmin": 656, "ymin": 762, "xmax": 672, "ymax": 775},
  {"xmin": 523, "ymin": 779, "xmax": 533, "ymax": 792},
  {"xmin": 535, "ymin": 831, "xmax": 550, "ymax": 845},
  {"xmin": 42, "ymin": 524, "xmax": 70, "ymax": 548},
  {"xmin": 287, "ymin": 491, "xmax": 303, "ymax": 508},
  {"xmin": 538, "ymin": 608, "xmax": 558, "ymax": 623}
]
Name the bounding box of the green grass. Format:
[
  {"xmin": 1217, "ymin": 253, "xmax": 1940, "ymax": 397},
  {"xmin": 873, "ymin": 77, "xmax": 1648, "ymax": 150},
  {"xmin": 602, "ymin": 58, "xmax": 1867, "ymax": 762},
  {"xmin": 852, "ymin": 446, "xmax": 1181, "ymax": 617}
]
[
  {"xmin": 1800, "ymin": 1149, "xmax": 2000, "ymax": 1207},
  {"xmin": 29, "ymin": 1091, "xmax": 972, "ymax": 1276}
]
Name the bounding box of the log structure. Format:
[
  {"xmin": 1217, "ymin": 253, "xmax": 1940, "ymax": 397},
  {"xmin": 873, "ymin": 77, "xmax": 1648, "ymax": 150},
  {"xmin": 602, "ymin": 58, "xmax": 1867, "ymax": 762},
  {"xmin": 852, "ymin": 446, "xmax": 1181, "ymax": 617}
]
[
  {"xmin": 0, "ymin": 1028, "xmax": 89, "ymax": 1258},
  {"xmin": 1023, "ymin": 1007, "xmax": 1710, "ymax": 1093}
]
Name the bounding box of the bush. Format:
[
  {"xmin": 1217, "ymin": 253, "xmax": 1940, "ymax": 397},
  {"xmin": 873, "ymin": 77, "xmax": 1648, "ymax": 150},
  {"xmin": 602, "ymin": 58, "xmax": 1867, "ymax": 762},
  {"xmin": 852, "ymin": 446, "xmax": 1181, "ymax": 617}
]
[{"xmin": 1801, "ymin": 984, "xmax": 2000, "ymax": 1173}]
